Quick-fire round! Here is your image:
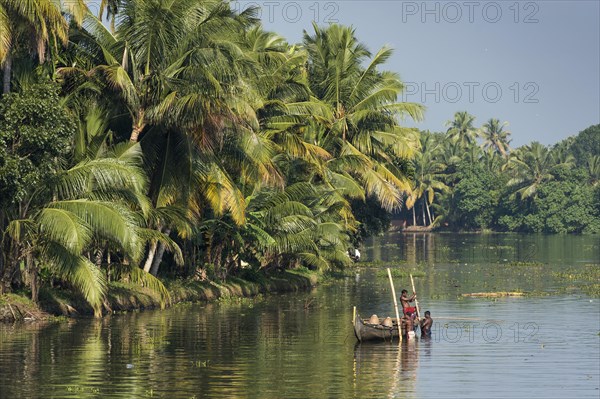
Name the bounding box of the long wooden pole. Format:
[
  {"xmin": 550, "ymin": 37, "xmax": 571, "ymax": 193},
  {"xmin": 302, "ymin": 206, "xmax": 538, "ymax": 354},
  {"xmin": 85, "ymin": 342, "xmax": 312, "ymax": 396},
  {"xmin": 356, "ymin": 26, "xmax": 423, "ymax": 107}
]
[
  {"xmin": 410, "ymin": 274, "xmax": 421, "ymax": 320},
  {"xmin": 387, "ymin": 268, "xmax": 402, "ymax": 342}
]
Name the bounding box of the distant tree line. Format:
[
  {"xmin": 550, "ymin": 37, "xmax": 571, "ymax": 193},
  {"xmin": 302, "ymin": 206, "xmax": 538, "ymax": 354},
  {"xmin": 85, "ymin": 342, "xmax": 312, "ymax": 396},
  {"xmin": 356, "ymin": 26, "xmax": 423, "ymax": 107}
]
[{"xmin": 394, "ymin": 118, "xmax": 599, "ymax": 234}]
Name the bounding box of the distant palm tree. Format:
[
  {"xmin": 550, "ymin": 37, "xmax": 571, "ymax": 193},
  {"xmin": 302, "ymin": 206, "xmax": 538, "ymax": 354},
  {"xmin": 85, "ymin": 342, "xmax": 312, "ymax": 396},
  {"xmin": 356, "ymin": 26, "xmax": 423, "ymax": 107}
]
[
  {"xmin": 406, "ymin": 134, "xmax": 448, "ymax": 226},
  {"xmin": 552, "ymin": 142, "xmax": 576, "ymax": 166},
  {"xmin": 461, "ymin": 142, "xmax": 483, "ymax": 164},
  {"xmin": 504, "ymin": 142, "xmax": 572, "ymax": 200},
  {"xmin": 481, "ymin": 148, "xmax": 506, "ymax": 174},
  {"xmin": 445, "ymin": 111, "xmax": 478, "ymax": 147},
  {"xmin": 480, "ymin": 118, "xmax": 511, "ymax": 157},
  {"xmin": 587, "ymin": 155, "xmax": 600, "ymax": 186}
]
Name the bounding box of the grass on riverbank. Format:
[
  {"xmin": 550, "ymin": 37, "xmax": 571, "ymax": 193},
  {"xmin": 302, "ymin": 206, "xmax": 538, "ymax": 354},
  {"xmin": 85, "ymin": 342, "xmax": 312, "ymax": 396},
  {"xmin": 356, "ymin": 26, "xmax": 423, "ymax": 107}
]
[
  {"xmin": 0, "ymin": 293, "xmax": 50, "ymax": 322},
  {"xmin": 0, "ymin": 268, "xmax": 322, "ymax": 323}
]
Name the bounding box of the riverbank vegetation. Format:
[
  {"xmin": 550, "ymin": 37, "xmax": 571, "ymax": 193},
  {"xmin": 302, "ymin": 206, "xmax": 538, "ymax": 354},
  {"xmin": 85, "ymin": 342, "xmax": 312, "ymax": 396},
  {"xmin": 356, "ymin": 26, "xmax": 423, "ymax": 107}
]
[
  {"xmin": 0, "ymin": 1, "xmax": 597, "ymax": 317},
  {"xmin": 396, "ymin": 121, "xmax": 599, "ymax": 234},
  {"xmin": 0, "ymin": 267, "xmax": 318, "ymax": 322},
  {"xmin": 0, "ymin": 0, "xmax": 424, "ymax": 316}
]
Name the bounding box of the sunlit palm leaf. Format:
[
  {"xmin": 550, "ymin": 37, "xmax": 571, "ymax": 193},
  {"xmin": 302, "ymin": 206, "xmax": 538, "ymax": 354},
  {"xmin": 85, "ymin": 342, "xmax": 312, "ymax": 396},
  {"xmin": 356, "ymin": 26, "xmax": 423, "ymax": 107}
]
[
  {"xmin": 44, "ymin": 242, "xmax": 107, "ymax": 317},
  {"xmin": 37, "ymin": 208, "xmax": 91, "ymax": 253}
]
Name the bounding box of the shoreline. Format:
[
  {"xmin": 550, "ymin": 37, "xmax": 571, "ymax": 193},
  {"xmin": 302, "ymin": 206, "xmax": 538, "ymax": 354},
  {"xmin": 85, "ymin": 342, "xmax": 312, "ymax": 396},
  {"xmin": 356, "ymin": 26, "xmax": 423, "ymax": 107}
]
[
  {"xmin": 390, "ymin": 227, "xmax": 598, "ymax": 235},
  {"xmin": 0, "ymin": 269, "xmax": 320, "ymax": 323}
]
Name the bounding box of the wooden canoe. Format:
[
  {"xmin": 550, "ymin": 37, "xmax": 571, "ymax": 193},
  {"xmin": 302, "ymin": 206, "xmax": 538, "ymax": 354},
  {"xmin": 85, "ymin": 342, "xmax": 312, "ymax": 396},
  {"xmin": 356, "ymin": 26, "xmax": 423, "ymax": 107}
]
[{"xmin": 353, "ymin": 312, "xmax": 404, "ymax": 342}]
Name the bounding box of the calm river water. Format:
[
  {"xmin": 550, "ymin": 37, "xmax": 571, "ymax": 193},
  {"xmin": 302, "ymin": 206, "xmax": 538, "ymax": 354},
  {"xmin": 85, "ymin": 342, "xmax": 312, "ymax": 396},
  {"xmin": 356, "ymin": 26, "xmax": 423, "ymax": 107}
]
[{"xmin": 1, "ymin": 233, "xmax": 599, "ymax": 398}]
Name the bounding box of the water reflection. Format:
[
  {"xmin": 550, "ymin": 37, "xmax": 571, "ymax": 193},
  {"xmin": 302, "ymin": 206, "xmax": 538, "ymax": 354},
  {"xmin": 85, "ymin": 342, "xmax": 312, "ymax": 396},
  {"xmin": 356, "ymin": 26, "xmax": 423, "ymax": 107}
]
[
  {"xmin": 0, "ymin": 234, "xmax": 598, "ymax": 398},
  {"xmin": 367, "ymin": 232, "xmax": 600, "ymax": 266},
  {"xmin": 353, "ymin": 340, "xmax": 420, "ymax": 399},
  {"xmin": 364, "ymin": 233, "xmax": 599, "ymax": 298}
]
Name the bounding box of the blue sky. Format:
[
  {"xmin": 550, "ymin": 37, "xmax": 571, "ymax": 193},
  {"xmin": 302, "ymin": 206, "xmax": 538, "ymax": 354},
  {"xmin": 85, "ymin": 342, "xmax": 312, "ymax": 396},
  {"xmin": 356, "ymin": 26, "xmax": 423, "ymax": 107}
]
[{"xmin": 231, "ymin": 0, "xmax": 600, "ymax": 146}]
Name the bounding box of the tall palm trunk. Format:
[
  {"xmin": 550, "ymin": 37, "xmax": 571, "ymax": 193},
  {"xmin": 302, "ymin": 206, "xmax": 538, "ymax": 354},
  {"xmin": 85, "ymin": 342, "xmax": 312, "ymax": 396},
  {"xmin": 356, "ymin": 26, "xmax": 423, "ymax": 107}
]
[
  {"xmin": 498, "ymin": 143, "xmax": 507, "ymax": 157},
  {"xmin": 130, "ymin": 109, "xmax": 146, "ymax": 142},
  {"xmin": 143, "ymin": 241, "xmax": 158, "ymax": 273},
  {"xmin": 2, "ymin": 53, "xmax": 12, "ymax": 94},
  {"xmin": 3, "ymin": 239, "xmax": 21, "ymax": 291},
  {"xmin": 425, "ymin": 201, "xmax": 433, "ymax": 226},
  {"xmin": 27, "ymin": 251, "xmax": 39, "ymax": 303},
  {"xmin": 0, "ymin": 252, "xmax": 10, "ymax": 294},
  {"xmin": 0, "ymin": 215, "xmax": 6, "ymax": 292},
  {"xmin": 150, "ymin": 228, "xmax": 171, "ymax": 276},
  {"xmin": 412, "ymin": 207, "xmax": 416, "ymax": 226},
  {"xmin": 0, "ymin": 249, "xmax": 4, "ymax": 294},
  {"xmin": 94, "ymin": 248, "xmax": 104, "ymax": 268}
]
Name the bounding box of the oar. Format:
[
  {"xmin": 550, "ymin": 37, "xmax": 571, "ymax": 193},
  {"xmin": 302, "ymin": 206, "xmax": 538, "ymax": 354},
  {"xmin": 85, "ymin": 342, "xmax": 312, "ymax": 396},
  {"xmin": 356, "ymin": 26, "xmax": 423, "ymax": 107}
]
[
  {"xmin": 387, "ymin": 268, "xmax": 402, "ymax": 342},
  {"xmin": 410, "ymin": 273, "xmax": 421, "ymax": 321}
]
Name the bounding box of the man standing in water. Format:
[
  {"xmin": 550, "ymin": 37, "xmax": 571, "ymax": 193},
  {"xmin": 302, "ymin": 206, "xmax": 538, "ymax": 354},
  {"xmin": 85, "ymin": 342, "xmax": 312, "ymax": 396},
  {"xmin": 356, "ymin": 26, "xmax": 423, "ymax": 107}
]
[
  {"xmin": 420, "ymin": 311, "xmax": 433, "ymax": 337},
  {"xmin": 400, "ymin": 289, "xmax": 417, "ymax": 315},
  {"xmin": 402, "ymin": 312, "xmax": 416, "ymax": 339}
]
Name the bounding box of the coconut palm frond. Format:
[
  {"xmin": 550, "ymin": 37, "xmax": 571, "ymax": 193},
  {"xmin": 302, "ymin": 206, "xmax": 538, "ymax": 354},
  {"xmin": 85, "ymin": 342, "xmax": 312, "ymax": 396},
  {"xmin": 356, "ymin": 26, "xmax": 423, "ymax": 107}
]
[
  {"xmin": 44, "ymin": 242, "xmax": 107, "ymax": 317},
  {"xmin": 37, "ymin": 208, "xmax": 92, "ymax": 253}
]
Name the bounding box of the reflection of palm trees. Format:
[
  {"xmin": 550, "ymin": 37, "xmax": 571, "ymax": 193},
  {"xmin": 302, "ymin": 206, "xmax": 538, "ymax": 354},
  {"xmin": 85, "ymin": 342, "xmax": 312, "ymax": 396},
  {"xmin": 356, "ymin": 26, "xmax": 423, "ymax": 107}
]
[{"xmin": 353, "ymin": 341, "xmax": 419, "ymax": 399}]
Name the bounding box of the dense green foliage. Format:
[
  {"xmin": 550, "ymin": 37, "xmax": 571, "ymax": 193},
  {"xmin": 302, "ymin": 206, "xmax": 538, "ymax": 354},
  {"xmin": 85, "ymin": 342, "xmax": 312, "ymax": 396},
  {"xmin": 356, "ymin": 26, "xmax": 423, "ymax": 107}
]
[
  {"xmin": 446, "ymin": 161, "xmax": 503, "ymax": 229},
  {"xmin": 569, "ymin": 124, "xmax": 600, "ymax": 167},
  {"xmin": 404, "ymin": 118, "xmax": 599, "ymax": 234},
  {"xmin": 0, "ymin": 84, "xmax": 74, "ymax": 208},
  {"xmin": 0, "ymin": 0, "xmax": 424, "ymax": 313},
  {"xmin": 0, "ymin": 1, "xmax": 597, "ymax": 314}
]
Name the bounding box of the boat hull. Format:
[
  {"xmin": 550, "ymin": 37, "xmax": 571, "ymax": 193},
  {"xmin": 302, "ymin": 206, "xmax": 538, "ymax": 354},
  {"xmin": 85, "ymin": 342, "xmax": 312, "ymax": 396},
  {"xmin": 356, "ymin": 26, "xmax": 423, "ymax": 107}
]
[{"xmin": 353, "ymin": 313, "xmax": 402, "ymax": 342}]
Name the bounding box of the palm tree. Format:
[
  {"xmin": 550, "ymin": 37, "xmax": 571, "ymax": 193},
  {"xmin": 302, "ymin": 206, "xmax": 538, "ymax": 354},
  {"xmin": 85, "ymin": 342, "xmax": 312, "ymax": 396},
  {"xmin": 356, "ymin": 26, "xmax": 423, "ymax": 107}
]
[
  {"xmin": 586, "ymin": 155, "xmax": 600, "ymax": 186},
  {"xmin": 405, "ymin": 133, "xmax": 448, "ymax": 226},
  {"xmin": 294, "ymin": 23, "xmax": 423, "ymax": 211},
  {"xmin": 201, "ymin": 181, "xmax": 353, "ymax": 277},
  {"xmin": 5, "ymin": 144, "xmax": 172, "ymax": 316},
  {"xmin": 552, "ymin": 141, "xmax": 576, "ymax": 166},
  {"xmin": 98, "ymin": 0, "xmax": 123, "ymax": 32},
  {"xmin": 481, "ymin": 147, "xmax": 506, "ymax": 174},
  {"xmin": 0, "ymin": 0, "xmax": 87, "ymax": 93},
  {"xmin": 480, "ymin": 118, "xmax": 511, "ymax": 157},
  {"xmin": 1, "ymin": 84, "xmax": 175, "ymax": 312},
  {"xmin": 445, "ymin": 111, "xmax": 478, "ymax": 147},
  {"xmin": 62, "ymin": 0, "xmax": 258, "ymax": 143},
  {"xmin": 504, "ymin": 141, "xmax": 571, "ymax": 200},
  {"xmin": 61, "ymin": 2, "xmax": 268, "ymax": 275}
]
